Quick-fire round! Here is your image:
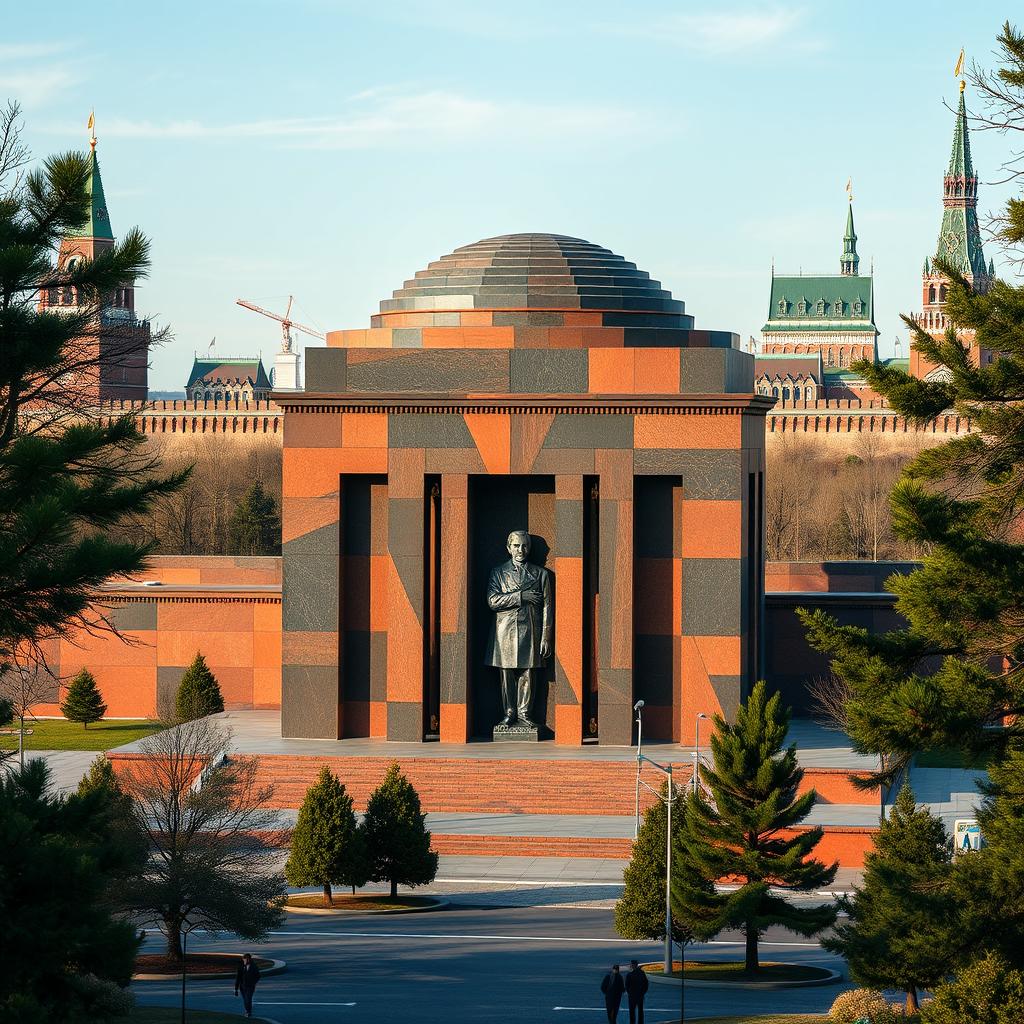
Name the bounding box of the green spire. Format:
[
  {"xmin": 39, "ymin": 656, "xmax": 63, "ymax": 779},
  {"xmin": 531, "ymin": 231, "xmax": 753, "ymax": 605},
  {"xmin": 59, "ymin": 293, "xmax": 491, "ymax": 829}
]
[
  {"xmin": 947, "ymin": 88, "xmax": 974, "ymax": 181},
  {"xmin": 840, "ymin": 200, "xmax": 859, "ymax": 276},
  {"xmin": 68, "ymin": 144, "xmax": 114, "ymax": 241}
]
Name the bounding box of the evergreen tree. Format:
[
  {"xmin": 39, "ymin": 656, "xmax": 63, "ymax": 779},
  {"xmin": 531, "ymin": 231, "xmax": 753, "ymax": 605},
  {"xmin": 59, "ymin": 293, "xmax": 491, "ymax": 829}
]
[
  {"xmin": 60, "ymin": 669, "xmax": 107, "ymax": 728},
  {"xmin": 0, "ymin": 102, "xmax": 186, "ymax": 673},
  {"xmin": 616, "ymin": 782, "xmax": 714, "ymax": 946},
  {"xmin": 362, "ymin": 762, "xmax": 438, "ymax": 898},
  {"xmin": 285, "ymin": 767, "xmax": 368, "ymax": 905},
  {"xmin": 824, "ymin": 784, "xmax": 954, "ymax": 1014},
  {"xmin": 949, "ymin": 743, "xmax": 1024, "ymax": 968},
  {"xmin": 228, "ymin": 481, "xmax": 281, "ymax": 556},
  {"xmin": 674, "ymin": 682, "xmax": 837, "ymax": 973},
  {"xmin": 0, "ymin": 759, "xmax": 141, "ymax": 1020},
  {"xmin": 799, "ymin": 26, "xmax": 1024, "ymax": 783},
  {"xmin": 174, "ymin": 652, "xmax": 224, "ymax": 721}
]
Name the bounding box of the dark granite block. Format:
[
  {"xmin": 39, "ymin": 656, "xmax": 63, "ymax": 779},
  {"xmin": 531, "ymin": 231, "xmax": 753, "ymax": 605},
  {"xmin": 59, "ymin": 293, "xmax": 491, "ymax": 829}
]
[
  {"xmin": 494, "ymin": 312, "xmax": 564, "ymax": 327},
  {"xmin": 347, "ymin": 351, "xmax": 510, "ymax": 394},
  {"xmin": 710, "ymin": 674, "xmax": 743, "ymax": 723},
  {"xmin": 440, "ymin": 632, "xmax": 468, "ymax": 704},
  {"xmin": 282, "ymin": 665, "xmax": 339, "ymax": 739},
  {"xmin": 387, "ymin": 701, "xmax": 422, "ymax": 741},
  {"xmin": 634, "ymin": 450, "xmax": 742, "ymax": 498},
  {"xmin": 156, "ymin": 665, "xmax": 185, "ymax": 720},
  {"xmin": 510, "ymin": 351, "xmax": 587, "ymax": 394},
  {"xmin": 392, "ymin": 328, "xmax": 423, "ymax": 348},
  {"xmin": 283, "ymin": 519, "xmax": 339, "ymax": 559},
  {"xmin": 110, "ymin": 601, "xmax": 157, "ymax": 632},
  {"xmin": 682, "ymin": 558, "xmax": 742, "ymax": 636},
  {"xmin": 678, "ymin": 348, "xmax": 753, "ymax": 394},
  {"xmin": 283, "ymin": 554, "xmax": 339, "ymax": 632},
  {"xmin": 554, "ymin": 500, "xmax": 584, "ymax": 556},
  {"xmin": 387, "ymin": 497, "xmax": 423, "ymax": 557},
  {"xmin": 305, "ymin": 348, "xmax": 347, "ymax": 393},
  {"xmin": 543, "ymin": 414, "xmax": 632, "ymax": 449},
  {"xmin": 370, "ymin": 631, "xmax": 387, "ymax": 702},
  {"xmin": 389, "ymin": 413, "xmax": 476, "ymax": 449}
]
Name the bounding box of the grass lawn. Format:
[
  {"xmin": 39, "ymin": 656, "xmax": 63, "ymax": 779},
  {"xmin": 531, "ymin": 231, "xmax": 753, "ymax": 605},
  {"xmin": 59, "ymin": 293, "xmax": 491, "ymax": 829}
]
[
  {"xmin": 0, "ymin": 718, "xmax": 161, "ymax": 751},
  {"xmin": 644, "ymin": 961, "xmax": 832, "ymax": 982},
  {"xmin": 916, "ymin": 747, "xmax": 992, "ymax": 769},
  {"xmin": 286, "ymin": 892, "xmax": 437, "ymax": 911},
  {"xmin": 130, "ymin": 1009, "xmax": 264, "ymax": 1023}
]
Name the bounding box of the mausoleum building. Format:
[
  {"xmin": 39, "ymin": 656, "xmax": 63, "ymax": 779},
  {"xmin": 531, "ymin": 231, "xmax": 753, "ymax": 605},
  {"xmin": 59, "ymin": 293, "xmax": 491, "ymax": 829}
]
[{"xmin": 277, "ymin": 233, "xmax": 770, "ymax": 747}]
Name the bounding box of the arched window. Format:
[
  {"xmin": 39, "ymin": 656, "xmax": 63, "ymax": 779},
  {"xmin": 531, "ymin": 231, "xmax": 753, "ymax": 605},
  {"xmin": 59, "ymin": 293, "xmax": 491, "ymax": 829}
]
[
  {"xmin": 834, "ymin": 298, "xmax": 843, "ymax": 316},
  {"xmin": 205, "ymin": 390, "xmax": 212, "ymax": 401},
  {"xmin": 772, "ymin": 386, "xmax": 780, "ymax": 398},
  {"xmin": 797, "ymin": 300, "xmax": 807, "ymax": 315},
  {"xmin": 827, "ymin": 348, "xmax": 835, "ymax": 366},
  {"xmin": 805, "ymin": 387, "xmax": 813, "ymax": 401},
  {"xmin": 939, "ymin": 285, "xmax": 947, "ymax": 302},
  {"xmin": 777, "ymin": 299, "xmax": 786, "ymax": 315},
  {"xmin": 838, "ymin": 350, "xmax": 846, "ymax": 367},
  {"xmin": 928, "ymin": 285, "xmax": 936, "ymax": 303},
  {"xmin": 853, "ymin": 298, "xmax": 863, "ymax": 315},
  {"xmin": 816, "ymin": 300, "xmax": 825, "ymax": 316},
  {"xmin": 782, "ymin": 387, "xmax": 791, "ymax": 401}
]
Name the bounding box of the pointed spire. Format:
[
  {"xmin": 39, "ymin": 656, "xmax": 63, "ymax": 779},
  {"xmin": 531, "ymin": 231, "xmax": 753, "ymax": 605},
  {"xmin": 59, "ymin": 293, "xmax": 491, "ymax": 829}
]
[
  {"xmin": 68, "ymin": 138, "xmax": 114, "ymax": 241},
  {"xmin": 840, "ymin": 199, "xmax": 859, "ymax": 276},
  {"xmin": 923, "ymin": 256, "xmax": 930, "ymax": 275},
  {"xmin": 947, "ymin": 88, "xmax": 975, "ymax": 181},
  {"xmin": 989, "ymin": 257, "xmax": 995, "ymax": 277}
]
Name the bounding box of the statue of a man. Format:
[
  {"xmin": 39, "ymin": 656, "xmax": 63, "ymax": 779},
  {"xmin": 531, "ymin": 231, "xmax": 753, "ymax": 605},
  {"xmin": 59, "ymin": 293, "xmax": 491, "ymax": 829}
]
[{"xmin": 485, "ymin": 529, "xmax": 553, "ymax": 728}]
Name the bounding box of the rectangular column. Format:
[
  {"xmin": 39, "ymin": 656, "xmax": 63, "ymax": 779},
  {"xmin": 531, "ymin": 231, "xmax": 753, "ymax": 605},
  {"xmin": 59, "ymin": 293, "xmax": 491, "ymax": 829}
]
[
  {"xmin": 554, "ymin": 475, "xmax": 583, "ymax": 744},
  {"xmin": 597, "ymin": 450, "xmax": 634, "ymax": 745},
  {"xmin": 439, "ymin": 473, "xmax": 470, "ymax": 742},
  {"xmin": 386, "ymin": 448, "xmax": 426, "ymax": 740}
]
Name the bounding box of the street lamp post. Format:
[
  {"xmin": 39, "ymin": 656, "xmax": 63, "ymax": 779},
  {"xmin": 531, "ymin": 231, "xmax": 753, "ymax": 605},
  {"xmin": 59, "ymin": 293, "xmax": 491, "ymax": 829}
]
[
  {"xmin": 633, "ymin": 700, "xmax": 645, "ymax": 838},
  {"xmin": 693, "ymin": 713, "xmax": 708, "ymax": 795}
]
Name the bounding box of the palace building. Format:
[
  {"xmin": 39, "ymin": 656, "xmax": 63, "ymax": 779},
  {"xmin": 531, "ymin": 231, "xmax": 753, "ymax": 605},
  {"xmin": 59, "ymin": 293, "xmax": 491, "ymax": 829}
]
[
  {"xmin": 756, "ymin": 201, "xmax": 880, "ymax": 401},
  {"xmin": 186, "ymin": 356, "xmax": 272, "ymax": 403},
  {"xmin": 276, "ymin": 233, "xmax": 770, "ymax": 747}
]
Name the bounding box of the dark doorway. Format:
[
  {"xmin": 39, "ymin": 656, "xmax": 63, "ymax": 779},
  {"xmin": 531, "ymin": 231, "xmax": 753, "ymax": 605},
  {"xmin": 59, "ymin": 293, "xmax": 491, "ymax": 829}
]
[{"xmin": 468, "ymin": 475, "xmax": 556, "ymax": 739}]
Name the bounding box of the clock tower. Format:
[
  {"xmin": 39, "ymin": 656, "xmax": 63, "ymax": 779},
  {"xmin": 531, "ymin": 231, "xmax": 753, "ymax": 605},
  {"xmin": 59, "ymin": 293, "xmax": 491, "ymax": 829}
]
[{"xmin": 911, "ymin": 82, "xmax": 994, "ymax": 379}]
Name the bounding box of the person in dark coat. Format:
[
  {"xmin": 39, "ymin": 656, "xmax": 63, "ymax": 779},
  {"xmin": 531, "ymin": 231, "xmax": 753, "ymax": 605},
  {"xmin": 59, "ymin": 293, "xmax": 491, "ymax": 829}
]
[
  {"xmin": 600, "ymin": 963, "xmax": 625, "ymax": 1023},
  {"xmin": 625, "ymin": 959, "xmax": 650, "ymax": 1024},
  {"xmin": 234, "ymin": 953, "xmax": 261, "ymax": 1019}
]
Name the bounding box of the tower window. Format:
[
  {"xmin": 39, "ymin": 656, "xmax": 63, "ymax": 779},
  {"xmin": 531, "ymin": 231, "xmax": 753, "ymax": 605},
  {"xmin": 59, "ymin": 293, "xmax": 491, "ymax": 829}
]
[
  {"xmin": 797, "ymin": 300, "xmax": 806, "ymax": 315},
  {"xmin": 778, "ymin": 299, "xmax": 786, "ymax": 315},
  {"xmin": 834, "ymin": 298, "xmax": 843, "ymax": 316},
  {"xmin": 853, "ymin": 299, "xmax": 863, "ymax": 315},
  {"xmin": 816, "ymin": 300, "xmax": 825, "ymax": 316}
]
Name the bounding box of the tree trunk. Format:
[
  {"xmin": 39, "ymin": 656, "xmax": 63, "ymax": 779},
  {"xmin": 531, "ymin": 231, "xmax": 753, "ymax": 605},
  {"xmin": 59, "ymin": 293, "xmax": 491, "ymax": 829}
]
[
  {"xmin": 906, "ymin": 988, "xmax": 919, "ymax": 1015},
  {"xmin": 744, "ymin": 923, "xmax": 758, "ymax": 974},
  {"xmin": 390, "ymin": 877, "xmax": 398, "ymax": 898},
  {"xmin": 323, "ymin": 882, "xmax": 333, "ymax": 906},
  {"xmin": 165, "ymin": 917, "xmax": 183, "ymax": 962}
]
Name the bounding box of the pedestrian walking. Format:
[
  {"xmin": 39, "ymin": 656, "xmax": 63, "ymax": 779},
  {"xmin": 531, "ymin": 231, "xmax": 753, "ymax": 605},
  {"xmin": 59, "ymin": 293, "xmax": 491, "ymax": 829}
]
[
  {"xmin": 234, "ymin": 952, "xmax": 261, "ymax": 1019},
  {"xmin": 625, "ymin": 959, "xmax": 649, "ymax": 1024},
  {"xmin": 600, "ymin": 963, "xmax": 625, "ymax": 1023}
]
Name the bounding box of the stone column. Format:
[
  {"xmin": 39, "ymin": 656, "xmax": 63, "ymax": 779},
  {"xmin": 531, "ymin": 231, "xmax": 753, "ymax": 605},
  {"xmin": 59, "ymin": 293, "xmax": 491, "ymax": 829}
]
[
  {"xmin": 597, "ymin": 450, "xmax": 634, "ymax": 745},
  {"xmin": 554, "ymin": 475, "xmax": 583, "ymax": 743},
  {"xmin": 439, "ymin": 473, "xmax": 470, "ymax": 741},
  {"xmin": 386, "ymin": 448, "xmax": 425, "ymax": 740}
]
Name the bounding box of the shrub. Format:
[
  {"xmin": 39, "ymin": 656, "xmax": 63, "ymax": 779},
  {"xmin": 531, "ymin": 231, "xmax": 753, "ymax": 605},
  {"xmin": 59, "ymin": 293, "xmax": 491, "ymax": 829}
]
[
  {"xmin": 67, "ymin": 973, "xmax": 135, "ymax": 1018},
  {"xmin": 920, "ymin": 952, "xmax": 1024, "ymax": 1024},
  {"xmin": 830, "ymin": 988, "xmax": 900, "ymax": 1024},
  {"xmin": 174, "ymin": 653, "xmax": 224, "ymax": 721}
]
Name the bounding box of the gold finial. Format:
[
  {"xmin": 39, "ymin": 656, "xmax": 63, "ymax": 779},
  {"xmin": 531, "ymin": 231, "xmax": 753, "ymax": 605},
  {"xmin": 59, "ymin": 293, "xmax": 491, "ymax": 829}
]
[
  {"xmin": 954, "ymin": 47, "xmax": 965, "ymax": 92},
  {"xmin": 960, "ymin": 78, "xmax": 966, "ymax": 93},
  {"xmin": 87, "ymin": 109, "xmax": 97, "ymax": 149}
]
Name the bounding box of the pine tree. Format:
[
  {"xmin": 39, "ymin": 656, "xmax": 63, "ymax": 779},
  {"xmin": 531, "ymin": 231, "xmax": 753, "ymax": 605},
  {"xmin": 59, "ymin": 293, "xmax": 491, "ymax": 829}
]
[
  {"xmin": 60, "ymin": 668, "xmax": 107, "ymax": 728},
  {"xmin": 949, "ymin": 743, "xmax": 1024, "ymax": 968},
  {"xmin": 0, "ymin": 102, "xmax": 186, "ymax": 673},
  {"xmin": 674, "ymin": 682, "xmax": 838, "ymax": 973},
  {"xmin": 362, "ymin": 762, "xmax": 438, "ymax": 898},
  {"xmin": 824, "ymin": 784, "xmax": 954, "ymax": 1014},
  {"xmin": 174, "ymin": 652, "xmax": 224, "ymax": 722},
  {"xmin": 75, "ymin": 755, "xmax": 147, "ymax": 879},
  {"xmin": 285, "ymin": 767, "xmax": 368, "ymax": 905},
  {"xmin": 616, "ymin": 782, "xmax": 714, "ymax": 946},
  {"xmin": 228, "ymin": 481, "xmax": 281, "ymax": 556}
]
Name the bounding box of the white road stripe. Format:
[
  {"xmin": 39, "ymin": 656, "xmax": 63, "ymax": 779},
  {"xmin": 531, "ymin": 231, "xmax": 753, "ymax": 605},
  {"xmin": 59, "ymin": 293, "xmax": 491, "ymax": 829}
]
[{"xmin": 261, "ymin": 1002, "xmax": 356, "ymax": 1007}]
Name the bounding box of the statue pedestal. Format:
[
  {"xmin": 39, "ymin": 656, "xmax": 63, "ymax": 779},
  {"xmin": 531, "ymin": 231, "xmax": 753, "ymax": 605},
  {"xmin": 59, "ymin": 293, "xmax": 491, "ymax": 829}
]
[{"xmin": 492, "ymin": 722, "xmax": 542, "ymax": 742}]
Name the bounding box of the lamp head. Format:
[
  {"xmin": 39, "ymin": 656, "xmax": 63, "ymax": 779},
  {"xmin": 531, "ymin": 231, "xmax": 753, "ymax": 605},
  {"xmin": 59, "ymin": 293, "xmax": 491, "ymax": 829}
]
[
  {"xmin": 633, "ymin": 699, "xmax": 645, "ymax": 712},
  {"xmin": 696, "ymin": 712, "xmax": 708, "ymax": 719}
]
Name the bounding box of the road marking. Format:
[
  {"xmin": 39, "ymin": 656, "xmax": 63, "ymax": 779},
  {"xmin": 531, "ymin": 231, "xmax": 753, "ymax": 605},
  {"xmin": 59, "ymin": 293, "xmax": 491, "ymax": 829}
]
[
  {"xmin": 261, "ymin": 1002, "xmax": 356, "ymax": 1007},
  {"xmin": 267, "ymin": 930, "xmax": 821, "ymax": 948},
  {"xmin": 434, "ymin": 878, "xmax": 624, "ymax": 887}
]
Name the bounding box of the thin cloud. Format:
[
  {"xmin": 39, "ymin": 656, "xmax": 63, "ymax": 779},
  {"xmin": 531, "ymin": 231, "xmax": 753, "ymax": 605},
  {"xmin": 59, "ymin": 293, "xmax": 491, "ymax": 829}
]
[
  {"xmin": 48, "ymin": 89, "xmax": 656, "ymax": 150},
  {"xmin": 606, "ymin": 7, "xmax": 825, "ymax": 56},
  {"xmin": 0, "ymin": 42, "xmax": 73, "ymax": 60},
  {"xmin": 0, "ymin": 67, "xmax": 80, "ymax": 108}
]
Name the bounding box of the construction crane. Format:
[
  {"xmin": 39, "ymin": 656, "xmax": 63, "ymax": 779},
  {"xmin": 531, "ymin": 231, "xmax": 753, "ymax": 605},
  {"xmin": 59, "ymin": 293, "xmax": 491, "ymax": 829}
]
[{"xmin": 236, "ymin": 296, "xmax": 325, "ymax": 353}]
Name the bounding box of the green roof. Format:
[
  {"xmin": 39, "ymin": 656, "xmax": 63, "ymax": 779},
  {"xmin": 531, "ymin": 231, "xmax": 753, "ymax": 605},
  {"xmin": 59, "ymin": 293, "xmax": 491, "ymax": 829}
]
[
  {"xmin": 68, "ymin": 148, "xmax": 113, "ymax": 241},
  {"xmin": 187, "ymin": 357, "xmax": 271, "ymax": 390},
  {"xmin": 841, "ymin": 202, "xmax": 859, "ymax": 275},
  {"xmin": 823, "ymin": 368, "xmax": 866, "ymax": 381},
  {"xmin": 763, "ymin": 273, "xmax": 875, "ymax": 333},
  {"xmin": 882, "ymin": 357, "xmax": 909, "ymax": 372}
]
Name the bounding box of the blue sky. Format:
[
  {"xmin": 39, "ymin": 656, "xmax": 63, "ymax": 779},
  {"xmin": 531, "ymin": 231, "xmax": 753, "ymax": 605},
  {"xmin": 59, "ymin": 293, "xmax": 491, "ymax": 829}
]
[{"xmin": 2, "ymin": 1, "xmax": 1017, "ymax": 389}]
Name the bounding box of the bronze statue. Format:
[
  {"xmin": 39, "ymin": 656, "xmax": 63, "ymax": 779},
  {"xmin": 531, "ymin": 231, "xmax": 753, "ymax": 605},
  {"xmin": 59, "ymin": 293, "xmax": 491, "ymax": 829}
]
[{"xmin": 485, "ymin": 529, "xmax": 552, "ymax": 729}]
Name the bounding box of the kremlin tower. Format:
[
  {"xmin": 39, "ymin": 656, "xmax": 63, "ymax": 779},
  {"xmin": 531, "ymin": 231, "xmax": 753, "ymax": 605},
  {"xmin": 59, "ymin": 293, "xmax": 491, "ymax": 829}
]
[
  {"xmin": 911, "ymin": 81, "xmax": 995, "ymax": 379},
  {"xmin": 38, "ymin": 124, "xmax": 150, "ymax": 401}
]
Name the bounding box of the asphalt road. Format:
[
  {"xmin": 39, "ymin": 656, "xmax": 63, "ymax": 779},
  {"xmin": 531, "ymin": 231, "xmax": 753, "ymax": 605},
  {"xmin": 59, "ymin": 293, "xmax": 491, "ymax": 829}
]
[{"xmin": 134, "ymin": 906, "xmax": 850, "ymax": 1024}]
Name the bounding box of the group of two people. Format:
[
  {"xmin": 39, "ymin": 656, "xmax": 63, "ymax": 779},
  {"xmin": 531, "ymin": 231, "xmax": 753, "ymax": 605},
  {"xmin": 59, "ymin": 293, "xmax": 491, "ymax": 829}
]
[{"xmin": 600, "ymin": 959, "xmax": 649, "ymax": 1023}]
